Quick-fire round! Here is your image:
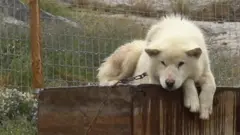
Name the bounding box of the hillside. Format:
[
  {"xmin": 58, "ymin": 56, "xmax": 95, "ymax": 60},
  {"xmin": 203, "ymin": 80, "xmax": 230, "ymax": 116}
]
[{"xmin": 63, "ymin": 0, "xmax": 240, "ymax": 21}]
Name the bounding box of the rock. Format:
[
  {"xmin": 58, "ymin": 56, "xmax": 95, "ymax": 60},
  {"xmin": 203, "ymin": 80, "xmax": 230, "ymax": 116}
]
[
  {"xmin": 0, "ymin": 0, "xmax": 81, "ymax": 28},
  {"xmin": 2, "ymin": 16, "xmax": 28, "ymax": 26},
  {"xmin": 0, "ymin": 0, "xmax": 29, "ymax": 22},
  {"xmin": 67, "ymin": 0, "xmax": 240, "ymax": 21},
  {"xmin": 109, "ymin": 14, "xmax": 240, "ymax": 50}
]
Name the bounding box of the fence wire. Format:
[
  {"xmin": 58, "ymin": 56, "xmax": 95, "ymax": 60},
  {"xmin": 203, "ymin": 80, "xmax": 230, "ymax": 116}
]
[{"xmin": 0, "ymin": 0, "xmax": 240, "ymax": 89}]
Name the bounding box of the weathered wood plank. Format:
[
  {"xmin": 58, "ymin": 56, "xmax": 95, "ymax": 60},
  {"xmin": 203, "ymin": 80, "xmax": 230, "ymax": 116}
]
[
  {"xmin": 236, "ymin": 92, "xmax": 240, "ymax": 135},
  {"xmin": 132, "ymin": 84, "xmax": 240, "ymax": 135},
  {"xmin": 38, "ymin": 85, "xmax": 240, "ymax": 135},
  {"xmin": 38, "ymin": 86, "xmax": 133, "ymax": 135}
]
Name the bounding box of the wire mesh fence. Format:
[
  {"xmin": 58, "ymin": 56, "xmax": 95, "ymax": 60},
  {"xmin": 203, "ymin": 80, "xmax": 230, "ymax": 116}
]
[
  {"xmin": 40, "ymin": 0, "xmax": 149, "ymax": 87},
  {"xmin": 0, "ymin": 0, "xmax": 31, "ymax": 91},
  {"xmin": 41, "ymin": 0, "xmax": 240, "ymax": 88},
  {"xmin": 0, "ymin": 0, "xmax": 240, "ymax": 91}
]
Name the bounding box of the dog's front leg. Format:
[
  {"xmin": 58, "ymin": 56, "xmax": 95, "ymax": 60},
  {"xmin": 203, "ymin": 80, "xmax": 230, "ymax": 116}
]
[
  {"xmin": 198, "ymin": 71, "xmax": 216, "ymax": 120},
  {"xmin": 183, "ymin": 79, "xmax": 200, "ymax": 113}
]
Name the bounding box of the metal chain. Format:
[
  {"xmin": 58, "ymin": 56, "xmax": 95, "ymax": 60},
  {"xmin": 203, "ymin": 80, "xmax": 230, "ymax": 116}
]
[
  {"xmin": 118, "ymin": 72, "xmax": 148, "ymax": 84},
  {"xmin": 85, "ymin": 72, "xmax": 148, "ymax": 135}
]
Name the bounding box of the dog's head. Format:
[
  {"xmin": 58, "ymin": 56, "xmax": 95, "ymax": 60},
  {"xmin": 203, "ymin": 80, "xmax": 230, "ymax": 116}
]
[{"xmin": 145, "ymin": 39, "xmax": 202, "ymax": 91}]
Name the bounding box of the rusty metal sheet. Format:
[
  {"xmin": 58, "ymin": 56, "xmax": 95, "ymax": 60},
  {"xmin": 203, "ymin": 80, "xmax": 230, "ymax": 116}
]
[
  {"xmin": 38, "ymin": 85, "xmax": 133, "ymax": 135},
  {"xmin": 133, "ymin": 84, "xmax": 240, "ymax": 135}
]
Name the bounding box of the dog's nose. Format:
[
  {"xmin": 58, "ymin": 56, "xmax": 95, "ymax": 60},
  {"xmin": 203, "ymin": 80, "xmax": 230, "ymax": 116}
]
[{"xmin": 165, "ymin": 79, "xmax": 175, "ymax": 88}]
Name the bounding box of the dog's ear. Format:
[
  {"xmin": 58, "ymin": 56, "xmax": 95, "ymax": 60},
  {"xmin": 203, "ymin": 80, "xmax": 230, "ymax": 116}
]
[
  {"xmin": 186, "ymin": 47, "xmax": 202, "ymax": 58},
  {"xmin": 145, "ymin": 48, "xmax": 161, "ymax": 57}
]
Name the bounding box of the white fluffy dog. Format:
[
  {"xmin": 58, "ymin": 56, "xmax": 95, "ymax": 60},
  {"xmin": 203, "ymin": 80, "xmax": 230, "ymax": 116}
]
[{"xmin": 97, "ymin": 14, "xmax": 216, "ymax": 120}]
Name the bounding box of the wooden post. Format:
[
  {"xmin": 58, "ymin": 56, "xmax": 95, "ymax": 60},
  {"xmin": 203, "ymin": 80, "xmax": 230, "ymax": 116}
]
[{"xmin": 29, "ymin": 0, "xmax": 44, "ymax": 89}]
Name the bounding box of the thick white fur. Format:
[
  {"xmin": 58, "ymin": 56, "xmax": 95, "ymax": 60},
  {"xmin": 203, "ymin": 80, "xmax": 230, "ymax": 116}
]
[
  {"xmin": 97, "ymin": 40, "xmax": 146, "ymax": 86},
  {"xmin": 97, "ymin": 14, "xmax": 216, "ymax": 120}
]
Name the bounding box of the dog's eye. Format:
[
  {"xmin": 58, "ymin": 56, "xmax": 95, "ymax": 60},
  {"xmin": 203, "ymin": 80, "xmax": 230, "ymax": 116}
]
[
  {"xmin": 178, "ymin": 61, "xmax": 185, "ymax": 68},
  {"xmin": 161, "ymin": 61, "xmax": 166, "ymax": 66}
]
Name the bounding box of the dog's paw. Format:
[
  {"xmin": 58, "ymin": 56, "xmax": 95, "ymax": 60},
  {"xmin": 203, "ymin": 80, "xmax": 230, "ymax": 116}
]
[
  {"xmin": 199, "ymin": 91, "xmax": 214, "ymax": 120},
  {"xmin": 199, "ymin": 103, "xmax": 213, "ymax": 120},
  {"xmin": 184, "ymin": 96, "xmax": 200, "ymax": 113}
]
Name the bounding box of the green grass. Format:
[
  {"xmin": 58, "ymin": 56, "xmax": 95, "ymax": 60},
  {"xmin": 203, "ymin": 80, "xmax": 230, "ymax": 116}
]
[
  {"xmin": 0, "ymin": 117, "xmax": 37, "ymax": 135},
  {"xmin": 21, "ymin": 0, "xmax": 72, "ymax": 17}
]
